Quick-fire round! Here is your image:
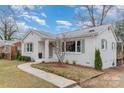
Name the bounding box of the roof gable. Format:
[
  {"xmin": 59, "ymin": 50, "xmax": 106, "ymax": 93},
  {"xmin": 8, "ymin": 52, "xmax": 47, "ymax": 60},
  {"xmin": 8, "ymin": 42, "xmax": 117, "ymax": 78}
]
[{"xmin": 22, "ymin": 29, "xmax": 55, "ymax": 41}]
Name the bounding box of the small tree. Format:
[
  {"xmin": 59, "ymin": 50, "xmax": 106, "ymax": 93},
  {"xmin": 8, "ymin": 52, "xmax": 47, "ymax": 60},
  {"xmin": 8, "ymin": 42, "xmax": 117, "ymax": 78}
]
[
  {"xmin": 52, "ymin": 34, "xmax": 67, "ymax": 63},
  {"xmin": 94, "ymin": 49, "xmax": 102, "ymax": 70}
]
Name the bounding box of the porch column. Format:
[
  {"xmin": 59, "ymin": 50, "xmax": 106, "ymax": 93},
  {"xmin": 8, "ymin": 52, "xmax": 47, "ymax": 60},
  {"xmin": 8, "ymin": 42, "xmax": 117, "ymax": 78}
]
[{"xmin": 45, "ymin": 39, "xmax": 49, "ymax": 60}]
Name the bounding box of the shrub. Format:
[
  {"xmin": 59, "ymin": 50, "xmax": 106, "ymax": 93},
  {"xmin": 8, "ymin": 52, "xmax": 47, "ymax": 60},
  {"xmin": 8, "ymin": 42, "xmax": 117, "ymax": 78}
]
[
  {"xmin": 18, "ymin": 56, "xmax": 31, "ymax": 62},
  {"xmin": 18, "ymin": 56, "xmax": 22, "ymax": 61},
  {"xmin": 65, "ymin": 60, "xmax": 69, "ymax": 64},
  {"xmin": 72, "ymin": 60, "xmax": 76, "ymax": 65},
  {"xmin": 94, "ymin": 49, "xmax": 102, "ymax": 70},
  {"xmin": 15, "ymin": 50, "xmax": 21, "ymax": 59}
]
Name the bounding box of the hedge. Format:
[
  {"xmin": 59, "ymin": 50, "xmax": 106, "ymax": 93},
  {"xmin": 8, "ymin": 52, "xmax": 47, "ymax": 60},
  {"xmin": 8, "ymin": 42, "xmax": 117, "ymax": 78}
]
[{"xmin": 18, "ymin": 56, "xmax": 31, "ymax": 62}]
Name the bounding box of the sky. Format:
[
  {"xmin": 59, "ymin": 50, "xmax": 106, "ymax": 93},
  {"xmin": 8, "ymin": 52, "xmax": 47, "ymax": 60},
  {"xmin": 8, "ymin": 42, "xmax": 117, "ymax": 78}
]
[{"xmin": 0, "ymin": 5, "xmax": 124, "ymax": 37}]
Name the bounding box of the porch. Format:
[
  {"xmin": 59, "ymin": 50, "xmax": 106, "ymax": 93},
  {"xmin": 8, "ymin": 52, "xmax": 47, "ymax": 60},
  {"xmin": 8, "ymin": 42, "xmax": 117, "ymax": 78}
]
[{"xmin": 36, "ymin": 39, "xmax": 55, "ymax": 62}]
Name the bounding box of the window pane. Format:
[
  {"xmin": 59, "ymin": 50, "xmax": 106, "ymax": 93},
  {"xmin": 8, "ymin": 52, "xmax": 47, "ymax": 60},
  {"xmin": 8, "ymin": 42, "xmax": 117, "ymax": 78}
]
[
  {"xmin": 62, "ymin": 42, "xmax": 64, "ymax": 52},
  {"xmin": 66, "ymin": 41, "xmax": 75, "ymax": 52},
  {"xmin": 27, "ymin": 43, "xmax": 29, "ymax": 52},
  {"xmin": 30, "ymin": 43, "xmax": 33, "ymax": 52},
  {"xmin": 26, "ymin": 43, "xmax": 33, "ymax": 52},
  {"xmin": 101, "ymin": 39, "xmax": 107, "ymax": 50},
  {"xmin": 77, "ymin": 41, "xmax": 80, "ymax": 52},
  {"xmin": 81, "ymin": 40, "xmax": 85, "ymax": 53}
]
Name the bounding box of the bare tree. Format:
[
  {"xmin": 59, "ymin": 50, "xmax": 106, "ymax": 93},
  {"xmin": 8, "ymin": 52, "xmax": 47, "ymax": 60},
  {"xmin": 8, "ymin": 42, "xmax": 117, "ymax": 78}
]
[
  {"xmin": 0, "ymin": 6, "xmax": 18, "ymax": 40},
  {"xmin": 52, "ymin": 33, "xmax": 67, "ymax": 63},
  {"xmin": 75, "ymin": 5, "xmax": 114, "ymax": 28}
]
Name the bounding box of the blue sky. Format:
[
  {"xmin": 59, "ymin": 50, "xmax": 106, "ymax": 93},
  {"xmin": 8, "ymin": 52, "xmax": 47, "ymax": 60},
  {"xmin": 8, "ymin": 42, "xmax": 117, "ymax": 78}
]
[
  {"xmin": 0, "ymin": 5, "xmax": 123, "ymax": 36},
  {"xmin": 12, "ymin": 5, "xmax": 80, "ymax": 34}
]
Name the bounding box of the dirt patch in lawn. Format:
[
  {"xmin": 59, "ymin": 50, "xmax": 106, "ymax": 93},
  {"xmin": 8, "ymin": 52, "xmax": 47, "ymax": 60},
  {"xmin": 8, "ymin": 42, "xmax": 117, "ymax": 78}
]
[
  {"xmin": 80, "ymin": 66, "xmax": 124, "ymax": 88},
  {"xmin": 50, "ymin": 63, "xmax": 69, "ymax": 68},
  {"xmin": 32, "ymin": 62, "xmax": 103, "ymax": 83}
]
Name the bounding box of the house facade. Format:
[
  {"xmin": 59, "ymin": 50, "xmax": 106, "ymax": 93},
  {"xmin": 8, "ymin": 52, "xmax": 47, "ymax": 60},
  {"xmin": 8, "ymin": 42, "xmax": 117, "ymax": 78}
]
[
  {"xmin": 22, "ymin": 24, "xmax": 117, "ymax": 69},
  {"xmin": 0, "ymin": 40, "xmax": 21, "ymax": 60}
]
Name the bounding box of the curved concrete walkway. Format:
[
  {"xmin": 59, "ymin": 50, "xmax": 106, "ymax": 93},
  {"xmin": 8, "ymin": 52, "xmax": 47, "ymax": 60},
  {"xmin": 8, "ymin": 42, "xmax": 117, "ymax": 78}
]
[{"xmin": 18, "ymin": 62, "xmax": 81, "ymax": 88}]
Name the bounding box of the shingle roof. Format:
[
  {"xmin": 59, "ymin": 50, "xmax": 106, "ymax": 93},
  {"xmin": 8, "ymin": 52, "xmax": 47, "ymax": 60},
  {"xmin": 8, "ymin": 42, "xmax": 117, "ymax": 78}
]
[
  {"xmin": 57, "ymin": 24, "xmax": 111, "ymax": 38},
  {"xmin": 22, "ymin": 24, "xmax": 117, "ymax": 41}
]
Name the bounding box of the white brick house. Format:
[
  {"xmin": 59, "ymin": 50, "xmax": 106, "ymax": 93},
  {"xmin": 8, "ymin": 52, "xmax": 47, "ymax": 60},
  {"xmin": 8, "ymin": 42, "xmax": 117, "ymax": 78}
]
[{"xmin": 21, "ymin": 24, "xmax": 117, "ymax": 69}]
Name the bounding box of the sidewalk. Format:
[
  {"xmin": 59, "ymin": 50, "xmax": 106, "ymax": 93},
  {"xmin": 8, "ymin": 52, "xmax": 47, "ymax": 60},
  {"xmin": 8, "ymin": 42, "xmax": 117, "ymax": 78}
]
[{"xmin": 18, "ymin": 62, "xmax": 81, "ymax": 88}]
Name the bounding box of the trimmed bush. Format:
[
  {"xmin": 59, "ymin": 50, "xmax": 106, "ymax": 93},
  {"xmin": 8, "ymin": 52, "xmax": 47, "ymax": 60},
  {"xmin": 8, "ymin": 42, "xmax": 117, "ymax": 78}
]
[
  {"xmin": 18, "ymin": 56, "xmax": 31, "ymax": 62},
  {"xmin": 94, "ymin": 49, "xmax": 102, "ymax": 70}
]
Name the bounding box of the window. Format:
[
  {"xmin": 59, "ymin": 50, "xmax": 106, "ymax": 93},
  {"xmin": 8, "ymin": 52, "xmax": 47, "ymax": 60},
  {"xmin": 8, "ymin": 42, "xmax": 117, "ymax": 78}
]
[
  {"xmin": 62, "ymin": 42, "xmax": 65, "ymax": 52},
  {"xmin": 112, "ymin": 42, "xmax": 115, "ymax": 50},
  {"xmin": 4, "ymin": 46, "xmax": 9, "ymax": 53},
  {"xmin": 26, "ymin": 43, "xmax": 33, "ymax": 52},
  {"xmin": 101, "ymin": 39, "xmax": 107, "ymax": 50},
  {"xmin": 61, "ymin": 40, "xmax": 85, "ymax": 53},
  {"xmin": 77, "ymin": 41, "xmax": 81, "ymax": 52},
  {"xmin": 66, "ymin": 41, "xmax": 75, "ymax": 52}
]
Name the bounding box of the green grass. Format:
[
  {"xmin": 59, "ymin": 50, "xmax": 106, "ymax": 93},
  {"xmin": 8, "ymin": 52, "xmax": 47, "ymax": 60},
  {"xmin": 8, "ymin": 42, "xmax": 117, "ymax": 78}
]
[
  {"xmin": 0, "ymin": 60, "xmax": 55, "ymax": 88},
  {"xmin": 32, "ymin": 63, "xmax": 102, "ymax": 82}
]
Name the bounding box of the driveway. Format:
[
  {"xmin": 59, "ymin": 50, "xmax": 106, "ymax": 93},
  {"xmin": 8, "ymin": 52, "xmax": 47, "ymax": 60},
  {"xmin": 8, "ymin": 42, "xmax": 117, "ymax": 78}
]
[{"xmin": 80, "ymin": 65, "xmax": 124, "ymax": 88}]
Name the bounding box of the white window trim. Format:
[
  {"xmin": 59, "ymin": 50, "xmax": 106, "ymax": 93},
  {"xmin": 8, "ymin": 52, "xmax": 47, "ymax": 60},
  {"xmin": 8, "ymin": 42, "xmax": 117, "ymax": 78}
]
[
  {"xmin": 25, "ymin": 42, "xmax": 33, "ymax": 53},
  {"xmin": 101, "ymin": 39, "xmax": 107, "ymax": 51},
  {"xmin": 62, "ymin": 40, "xmax": 83, "ymax": 53}
]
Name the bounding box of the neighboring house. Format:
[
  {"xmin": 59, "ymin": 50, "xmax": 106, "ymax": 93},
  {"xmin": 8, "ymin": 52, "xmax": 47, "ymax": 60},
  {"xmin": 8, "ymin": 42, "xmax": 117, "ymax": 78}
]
[
  {"xmin": 22, "ymin": 24, "xmax": 118, "ymax": 69},
  {"xmin": 0, "ymin": 40, "xmax": 21, "ymax": 60}
]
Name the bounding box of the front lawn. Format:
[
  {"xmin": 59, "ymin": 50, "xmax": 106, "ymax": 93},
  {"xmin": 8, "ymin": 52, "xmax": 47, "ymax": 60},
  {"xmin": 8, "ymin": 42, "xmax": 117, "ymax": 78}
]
[
  {"xmin": 32, "ymin": 62, "xmax": 103, "ymax": 82},
  {"xmin": 0, "ymin": 60, "xmax": 55, "ymax": 88}
]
